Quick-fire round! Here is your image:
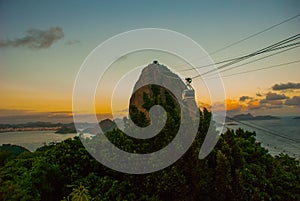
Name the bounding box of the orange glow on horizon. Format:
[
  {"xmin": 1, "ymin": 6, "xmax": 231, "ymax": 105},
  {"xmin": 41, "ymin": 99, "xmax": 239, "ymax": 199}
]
[
  {"xmin": 248, "ymin": 100, "xmax": 261, "ymax": 110},
  {"xmin": 1, "ymin": 89, "xmax": 299, "ymax": 115},
  {"xmin": 226, "ymin": 99, "xmax": 240, "ymax": 111}
]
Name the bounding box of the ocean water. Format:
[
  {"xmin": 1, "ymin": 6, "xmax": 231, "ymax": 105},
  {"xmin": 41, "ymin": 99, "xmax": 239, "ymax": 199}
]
[
  {"xmin": 0, "ymin": 131, "xmax": 78, "ymax": 152},
  {"xmin": 0, "ymin": 119, "xmax": 299, "ymax": 159},
  {"xmin": 225, "ymin": 116, "xmax": 300, "ymax": 159}
]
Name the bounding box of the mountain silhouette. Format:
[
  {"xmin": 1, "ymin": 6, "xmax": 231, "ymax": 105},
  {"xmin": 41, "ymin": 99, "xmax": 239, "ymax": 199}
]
[{"xmin": 129, "ymin": 61, "xmax": 196, "ymax": 121}]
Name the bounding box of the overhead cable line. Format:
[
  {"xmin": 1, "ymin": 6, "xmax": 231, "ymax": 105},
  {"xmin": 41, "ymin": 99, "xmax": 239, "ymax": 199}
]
[
  {"xmin": 209, "ymin": 13, "xmax": 300, "ymax": 55},
  {"xmin": 226, "ymin": 116, "xmax": 300, "ymax": 144},
  {"xmin": 204, "ymin": 60, "xmax": 300, "ymax": 80},
  {"xmin": 181, "ymin": 41, "xmax": 300, "ymax": 72},
  {"xmin": 177, "ymin": 13, "xmax": 300, "ymax": 70},
  {"xmin": 203, "ymin": 45, "xmax": 300, "ymax": 79},
  {"xmin": 190, "ymin": 33, "xmax": 300, "ymax": 79},
  {"xmin": 181, "ymin": 33, "xmax": 300, "ymax": 72}
]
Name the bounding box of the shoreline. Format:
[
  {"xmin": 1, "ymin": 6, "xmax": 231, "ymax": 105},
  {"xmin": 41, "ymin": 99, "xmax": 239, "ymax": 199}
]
[{"xmin": 0, "ymin": 127, "xmax": 60, "ymax": 133}]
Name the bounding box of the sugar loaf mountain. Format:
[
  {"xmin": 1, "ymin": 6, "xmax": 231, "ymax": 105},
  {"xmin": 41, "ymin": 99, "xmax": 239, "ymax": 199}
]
[
  {"xmin": 128, "ymin": 60, "xmax": 197, "ymax": 126},
  {"xmin": 82, "ymin": 60, "xmax": 198, "ymax": 134}
]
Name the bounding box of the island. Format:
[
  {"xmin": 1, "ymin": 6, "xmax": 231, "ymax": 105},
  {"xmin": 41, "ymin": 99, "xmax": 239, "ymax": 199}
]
[
  {"xmin": 231, "ymin": 113, "xmax": 280, "ymax": 121},
  {"xmin": 0, "ymin": 122, "xmax": 76, "ymax": 134},
  {"xmin": 55, "ymin": 123, "xmax": 77, "ymax": 134}
]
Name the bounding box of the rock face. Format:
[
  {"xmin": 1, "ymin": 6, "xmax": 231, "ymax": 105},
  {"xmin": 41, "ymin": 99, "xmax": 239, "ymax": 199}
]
[
  {"xmin": 132, "ymin": 62, "xmax": 186, "ymax": 96},
  {"xmin": 129, "ymin": 61, "xmax": 187, "ymax": 118}
]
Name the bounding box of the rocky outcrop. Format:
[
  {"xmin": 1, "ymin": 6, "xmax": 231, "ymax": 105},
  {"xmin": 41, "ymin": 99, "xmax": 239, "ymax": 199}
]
[{"xmin": 129, "ymin": 61, "xmax": 187, "ymax": 117}]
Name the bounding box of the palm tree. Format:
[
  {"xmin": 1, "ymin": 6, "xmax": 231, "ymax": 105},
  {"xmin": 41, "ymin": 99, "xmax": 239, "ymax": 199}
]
[{"xmin": 62, "ymin": 183, "xmax": 91, "ymax": 201}]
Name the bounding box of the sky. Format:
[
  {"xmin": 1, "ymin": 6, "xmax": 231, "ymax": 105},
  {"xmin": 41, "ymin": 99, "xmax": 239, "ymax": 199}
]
[{"xmin": 0, "ymin": 0, "xmax": 300, "ymax": 123}]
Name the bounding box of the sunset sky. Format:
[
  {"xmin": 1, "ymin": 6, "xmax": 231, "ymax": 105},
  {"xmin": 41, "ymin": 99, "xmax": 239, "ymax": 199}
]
[{"xmin": 0, "ymin": 0, "xmax": 300, "ymax": 123}]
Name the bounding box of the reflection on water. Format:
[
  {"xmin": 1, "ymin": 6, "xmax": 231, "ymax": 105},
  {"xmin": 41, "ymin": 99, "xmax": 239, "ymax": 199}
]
[
  {"xmin": 0, "ymin": 131, "xmax": 78, "ymax": 152},
  {"xmin": 226, "ymin": 117, "xmax": 300, "ymax": 159}
]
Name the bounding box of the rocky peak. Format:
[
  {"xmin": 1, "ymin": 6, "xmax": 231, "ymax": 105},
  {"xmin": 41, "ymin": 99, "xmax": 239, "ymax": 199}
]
[{"xmin": 129, "ymin": 61, "xmax": 188, "ymax": 119}]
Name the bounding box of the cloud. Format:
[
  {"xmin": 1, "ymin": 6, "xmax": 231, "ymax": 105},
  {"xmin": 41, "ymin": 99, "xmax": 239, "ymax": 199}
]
[
  {"xmin": 239, "ymin": 96, "xmax": 252, "ymax": 102},
  {"xmin": 260, "ymin": 99, "xmax": 283, "ymax": 109},
  {"xmin": 248, "ymin": 100, "xmax": 261, "ymax": 110},
  {"xmin": 260, "ymin": 99, "xmax": 283, "ymax": 105},
  {"xmin": 265, "ymin": 92, "xmax": 289, "ymax": 100},
  {"xmin": 285, "ymin": 96, "xmax": 300, "ymax": 106},
  {"xmin": 256, "ymin": 93, "xmax": 263, "ymax": 97},
  {"xmin": 0, "ymin": 27, "xmax": 64, "ymax": 49},
  {"xmin": 226, "ymin": 99, "xmax": 241, "ymax": 111},
  {"xmin": 259, "ymin": 92, "xmax": 287, "ymax": 108},
  {"xmin": 272, "ymin": 82, "xmax": 300, "ymax": 91}
]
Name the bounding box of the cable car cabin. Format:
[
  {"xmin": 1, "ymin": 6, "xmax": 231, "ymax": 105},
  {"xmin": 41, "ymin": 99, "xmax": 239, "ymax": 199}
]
[
  {"xmin": 182, "ymin": 77, "xmax": 195, "ymax": 100},
  {"xmin": 182, "ymin": 87, "xmax": 195, "ymax": 100}
]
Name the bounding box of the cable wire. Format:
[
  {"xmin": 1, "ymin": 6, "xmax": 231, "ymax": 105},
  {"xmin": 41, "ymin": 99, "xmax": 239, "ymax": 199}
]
[
  {"xmin": 226, "ymin": 116, "xmax": 300, "ymax": 144},
  {"xmin": 203, "ymin": 45, "xmax": 300, "ymax": 79},
  {"xmin": 191, "ymin": 34, "xmax": 300, "ymax": 79},
  {"xmin": 204, "ymin": 60, "xmax": 300, "ymax": 80},
  {"xmin": 209, "ymin": 13, "xmax": 300, "ymax": 55},
  {"xmin": 176, "ymin": 13, "xmax": 300, "ymax": 70}
]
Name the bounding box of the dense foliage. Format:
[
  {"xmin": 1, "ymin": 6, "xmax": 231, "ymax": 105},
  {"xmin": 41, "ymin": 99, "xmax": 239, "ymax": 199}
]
[{"xmin": 0, "ymin": 85, "xmax": 299, "ymax": 200}]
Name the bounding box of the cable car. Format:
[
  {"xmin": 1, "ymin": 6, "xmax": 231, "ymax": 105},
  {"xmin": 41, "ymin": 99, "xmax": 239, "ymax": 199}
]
[{"xmin": 182, "ymin": 77, "xmax": 195, "ymax": 100}]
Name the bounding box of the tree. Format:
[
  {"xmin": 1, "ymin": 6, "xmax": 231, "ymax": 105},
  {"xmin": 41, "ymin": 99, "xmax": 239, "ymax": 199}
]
[{"xmin": 62, "ymin": 183, "xmax": 91, "ymax": 201}]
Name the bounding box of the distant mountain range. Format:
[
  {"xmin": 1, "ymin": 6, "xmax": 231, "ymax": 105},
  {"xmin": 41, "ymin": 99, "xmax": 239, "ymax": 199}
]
[
  {"xmin": 0, "ymin": 119, "xmax": 118, "ymax": 134},
  {"xmin": 229, "ymin": 113, "xmax": 280, "ymax": 121}
]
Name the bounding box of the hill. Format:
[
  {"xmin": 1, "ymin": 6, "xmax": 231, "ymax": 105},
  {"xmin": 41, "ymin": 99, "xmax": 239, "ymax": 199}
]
[
  {"xmin": 82, "ymin": 119, "xmax": 117, "ymax": 134},
  {"xmin": 0, "ymin": 144, "xmax": 30, "ymax": 156},
  {"xmin": 232, "ymin": 113, "xmax": 280, "ymax": 121}
]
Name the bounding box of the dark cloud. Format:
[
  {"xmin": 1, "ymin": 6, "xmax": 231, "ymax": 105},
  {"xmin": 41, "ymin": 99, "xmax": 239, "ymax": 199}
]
[
  {"xmin": 239, "ymin": 96, "xmax": 252, "ymax": 102},
  {"xmin": 272, "ymin": 82, "xmax": 300, "ymax": 91},
  {"xmin": 260, "ymin": 99, "xmax": 283, "ymax": 109},
  {"xmin": 260, "ymin": 99, "xmax": 283, "ymax": 105},
  {"xmin": 265, "ymin": 92, "xmax": 289, "ymax": 100},
  {"xmin": 285, "ymin": 96, "xmax": 300, "ymax": 106},
  {"xmin": 260, "ymin": 92, "xmax": 286, "ymax": 109},
  {"xmin": 256, "ymin": 93, "xmax": 263, "ymax": 97},
  {"xmin": 0, "ymin": 27, "xmax": 64, "ymax": 49}
]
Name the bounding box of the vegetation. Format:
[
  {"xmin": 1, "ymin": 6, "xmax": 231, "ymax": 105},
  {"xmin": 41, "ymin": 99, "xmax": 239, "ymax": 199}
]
[
  {"xmin": 0, "ymin": 85, "xmax": 299, "ymax": 200},
  {"xmin": 0, "ymin": 144, "xmax": 29, "ymax": 166}
]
